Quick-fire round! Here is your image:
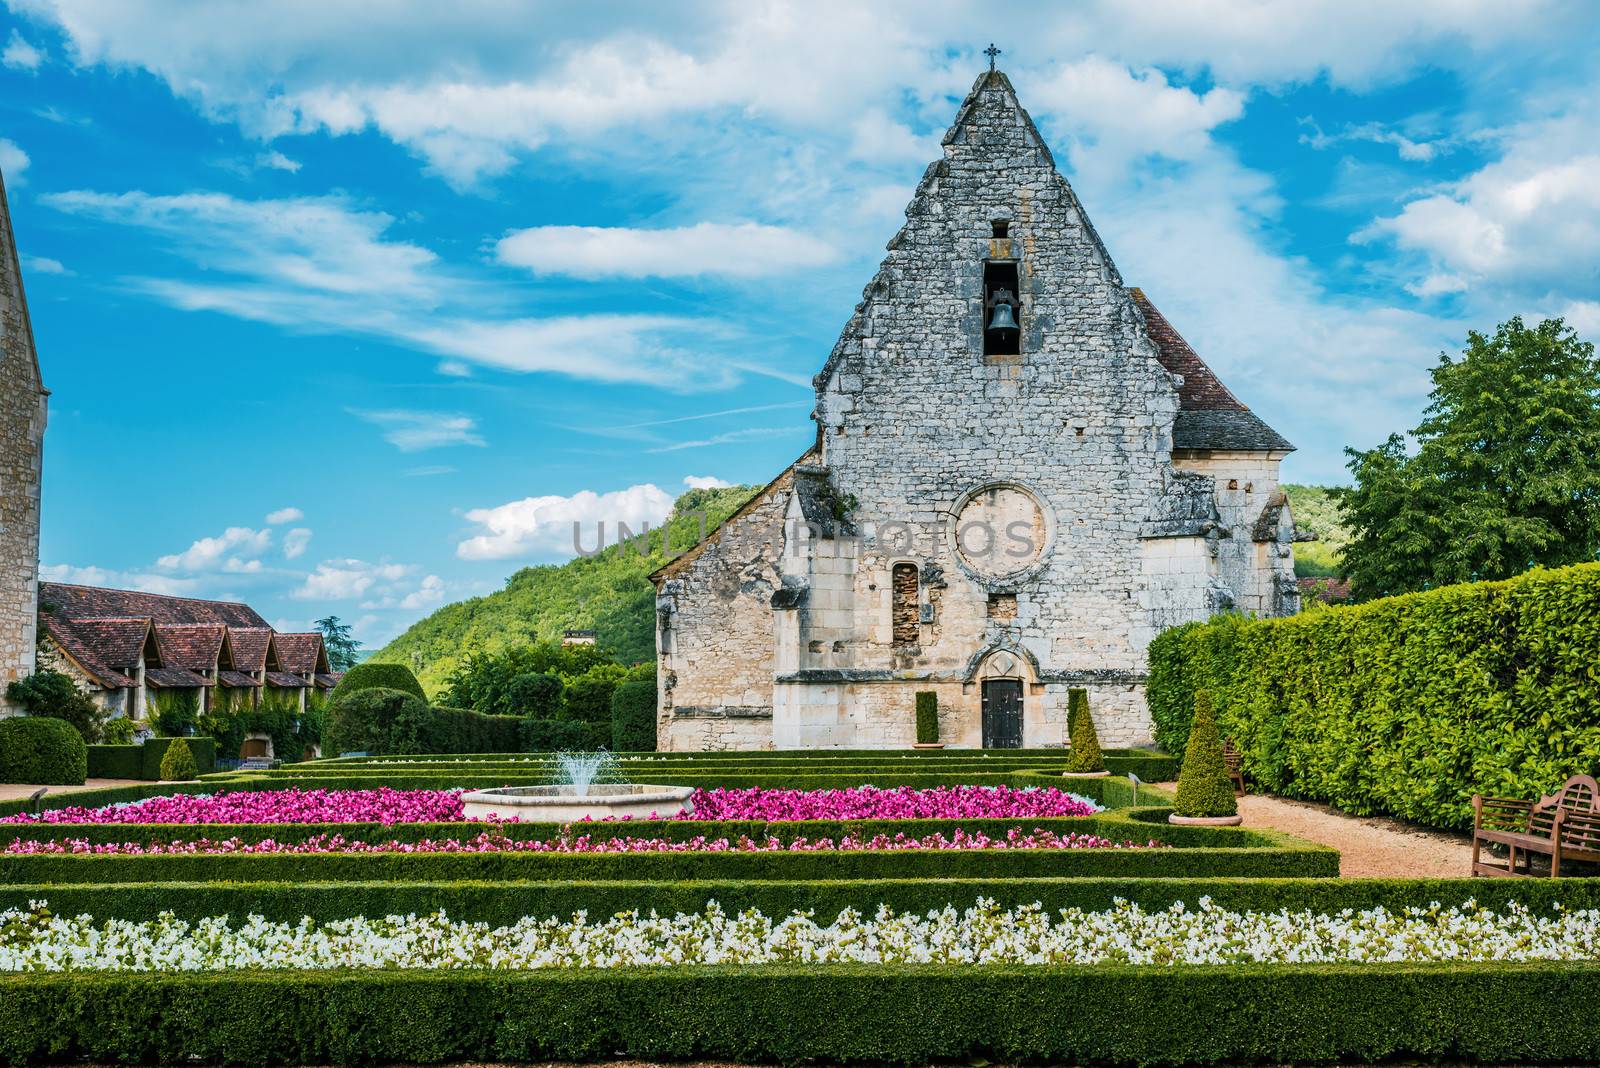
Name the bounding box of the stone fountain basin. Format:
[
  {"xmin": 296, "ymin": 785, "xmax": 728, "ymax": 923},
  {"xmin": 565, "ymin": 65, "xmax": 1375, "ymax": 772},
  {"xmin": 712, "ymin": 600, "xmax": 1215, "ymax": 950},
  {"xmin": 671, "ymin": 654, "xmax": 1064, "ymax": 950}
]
[{"xmin": 460, "ymin": 783, "xmax": 696, "ymax": 822}]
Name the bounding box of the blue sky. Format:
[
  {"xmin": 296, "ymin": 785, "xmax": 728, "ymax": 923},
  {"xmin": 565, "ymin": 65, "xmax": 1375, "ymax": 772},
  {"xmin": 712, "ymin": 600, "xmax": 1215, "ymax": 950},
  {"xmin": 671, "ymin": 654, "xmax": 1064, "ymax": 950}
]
[{"xmin": 2, "ymin": 1, "xmax": 1597, "ymax": 647}]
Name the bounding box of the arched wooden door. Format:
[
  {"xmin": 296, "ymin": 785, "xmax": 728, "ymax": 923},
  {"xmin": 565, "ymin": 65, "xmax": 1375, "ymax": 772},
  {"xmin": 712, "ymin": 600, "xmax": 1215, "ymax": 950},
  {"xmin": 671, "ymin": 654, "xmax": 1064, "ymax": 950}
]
[{"xmin": 981, "ymin": 679, "xmax": 1023, "ymax": 749}]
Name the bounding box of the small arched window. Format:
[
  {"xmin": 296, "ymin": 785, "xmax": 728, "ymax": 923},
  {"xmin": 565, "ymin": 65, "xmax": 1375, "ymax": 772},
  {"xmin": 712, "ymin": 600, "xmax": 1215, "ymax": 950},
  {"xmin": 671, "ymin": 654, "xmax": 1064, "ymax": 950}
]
[{"xmin": 892, "ymin": 563, "xmax": 919, "ymax": 645}]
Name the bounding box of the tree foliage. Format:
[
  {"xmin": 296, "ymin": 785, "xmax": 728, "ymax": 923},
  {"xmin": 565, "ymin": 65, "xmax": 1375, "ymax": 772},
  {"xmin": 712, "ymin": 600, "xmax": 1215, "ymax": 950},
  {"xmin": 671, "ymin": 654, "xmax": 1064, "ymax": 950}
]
[
  {"xmin": 1337, "ymin": 317, "xmax": 1600, "ymax": 599},
  {"xmin": 315, "ymin": 616, "xmax": 362, "ymax": 673},
  {"xmin": 6, "ymin": 670, "xmax": 106, "ymax": 742}
]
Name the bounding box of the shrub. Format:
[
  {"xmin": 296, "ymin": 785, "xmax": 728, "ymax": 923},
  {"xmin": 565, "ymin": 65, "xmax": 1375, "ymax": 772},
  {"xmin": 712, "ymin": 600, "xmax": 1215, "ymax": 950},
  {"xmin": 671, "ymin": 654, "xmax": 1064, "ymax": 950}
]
[
  {"xmin": 522, "ymin": 718, "xmax": 605, "ymax": 752},
  {"xmin": 1173, "ymin": 692, "xmax": 1237, "ymax": 819},
  {"xmin": 150, "ymin": 688, "xmax": 199, "ymax": 738},
  {"xmin": 85, "ymin": 744, "xmax": 142, "ymax": 780},
  {"xmin": 99, "ymin": 717, "xmax": 136, "ymax": 745},
  {"xmin": 331, "ymin": 663, "xmax": 426, "ymax": 703},
  {"xmin": 1148, "ymin": 562, "xmax": 1600, "ymax": 829},
  {"xmin": 159, "ymin": 738, "xmax": 198, "ymax": 781},
  {"xmin": 562, "ymin": 666, "xmax": 624, "ymax": 723},
  {"xmin": 324, "ymin": 688, "xmax": 432, "ymax": 756},
  {"xmin": 507, "ymin": 673, "xmax": 562, "ymax": 717},
  {"xmin": 915, "ymin": 692, "xmax": 939, "ymax": 744},
  {"xmin": 140, "ymin": 738, "xmax": 216, "ymax": 780},
  {"xmin": 610, "ymin": 679, "xmax": 656, "ymax": 752},
  {"xmin": 1062, "ymin": 689, "xmax": 1105, "ymax": 773},
  {"xmin": 5, "ymin": 670, "xmax": 106, "ymax": 742},
  {"xmin": 0, "ymin": 716, "xmax": 87, "ymax": 784},
  {"xmin": 425, "ymin": 706, "xmax": 522, "ymax": 753}
]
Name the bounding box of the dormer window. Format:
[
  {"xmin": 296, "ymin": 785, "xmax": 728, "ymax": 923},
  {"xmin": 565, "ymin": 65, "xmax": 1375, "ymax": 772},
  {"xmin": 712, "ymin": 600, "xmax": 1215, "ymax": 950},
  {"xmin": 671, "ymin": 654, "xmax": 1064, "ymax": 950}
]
[{"xmin": 983, "ymin": 259, "xmax": 1021, "ymax": 357}]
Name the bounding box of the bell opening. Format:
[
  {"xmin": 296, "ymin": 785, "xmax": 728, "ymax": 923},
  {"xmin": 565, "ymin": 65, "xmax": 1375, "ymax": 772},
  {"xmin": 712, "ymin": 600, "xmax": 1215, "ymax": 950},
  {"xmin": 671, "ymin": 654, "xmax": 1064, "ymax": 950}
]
[{"xmin": 982, "ymin": 260, "xmax": 1021, "ymax": 357}]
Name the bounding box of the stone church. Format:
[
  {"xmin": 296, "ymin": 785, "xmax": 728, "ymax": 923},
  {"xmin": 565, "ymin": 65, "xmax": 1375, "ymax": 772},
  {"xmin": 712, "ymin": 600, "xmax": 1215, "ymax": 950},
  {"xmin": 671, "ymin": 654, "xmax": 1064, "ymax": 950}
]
[
  {"xmin": 650, "ymin": 68, "xmax": 1299, "ymax": 751},
  {"xmin": 0, "ymin": 163, "xmax": 47, "ymax": 714}
]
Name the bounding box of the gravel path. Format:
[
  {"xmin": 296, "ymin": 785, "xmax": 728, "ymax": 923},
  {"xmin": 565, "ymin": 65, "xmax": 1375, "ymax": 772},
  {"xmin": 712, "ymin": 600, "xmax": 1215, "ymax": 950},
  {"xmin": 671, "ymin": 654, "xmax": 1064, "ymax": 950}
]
[
  {"xmin": 0, "ymin": 778, "xmax": 139, "ymax": 803},
  {"xmin": 1237, "ymin": 793, "xmax": 1474, "ymax": 878}
]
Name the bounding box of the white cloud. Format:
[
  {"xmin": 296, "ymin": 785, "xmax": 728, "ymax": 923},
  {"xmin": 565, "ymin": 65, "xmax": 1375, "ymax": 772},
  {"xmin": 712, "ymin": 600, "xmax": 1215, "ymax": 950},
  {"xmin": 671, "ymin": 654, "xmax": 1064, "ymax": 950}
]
[
  {"xmin": 2, "ymin": 30, "xmax": 44, "ymax": 71},
  {"xmin": 40, "ymin": 562, "xmax": 202, "ymax": 596},
  {"xmin": 399, "ymin": 574, "xmax": 445, "ymax": 609},
  {"xmin": 1299, "ymin": 119, "xmax": 1450, "ymax": 162},
  {"xmin": 265, "ymin": 506, "xmax": 304, "ymax": 524},
  {"xmin": 156, "ymin": 526, "xmax": 273, "ymax": 572},
  {"xmin": 435, "ymin": 359, "xmax": 471, "ymax": 377},
  {"xmin": 255, "ymin": 149, "xmax": 300, "ymax": 172},
  {"xmin": 294, "ymin": 558, "xmax": 411, "ymax": 600},
  {"xmin": 21, "ymin": 254, "xmax": 69, "ymax": 276},
  {"xmin": 282, "ymin": 527, "xmax": 312, "ymax": 560},
  {"xmin": 404, "ymin": 464, "xmax": 456, "ymax": 477},
  {"xmin": 457, "ymin": 482, "xmax": 676, "ymax": 561},
  {"xmin": 0, "ymin": 139, "xmax": 29, "ymax": 185},
  {"xmin": 648, "ymin": 426, "xmax": 803, "ymax": 453},
  {"xmin": 350, "ymin": 408, "xmax": 485, "ymax": 451},
  {"xmin": 682, "ymin": 475, "xmax": 732, "ymax": 489},
  {"xmin": 496, "ymin": 222, "xmax": 836, "ymax": 280}
]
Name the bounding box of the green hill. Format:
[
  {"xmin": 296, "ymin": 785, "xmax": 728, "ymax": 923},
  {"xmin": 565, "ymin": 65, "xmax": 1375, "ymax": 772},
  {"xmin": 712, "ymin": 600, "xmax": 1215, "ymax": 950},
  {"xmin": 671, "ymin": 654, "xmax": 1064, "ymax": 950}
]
[
  {"xmin": 1282, "ymin": 484, "xmax": 1350, "ymax": 577},
  {"xmin": 369, "ymin": 484, "xmax": 759, "ymax": 695}
]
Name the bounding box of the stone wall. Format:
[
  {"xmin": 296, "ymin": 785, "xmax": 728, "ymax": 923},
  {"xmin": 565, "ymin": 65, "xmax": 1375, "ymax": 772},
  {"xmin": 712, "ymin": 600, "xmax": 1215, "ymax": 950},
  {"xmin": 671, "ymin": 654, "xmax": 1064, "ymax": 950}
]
[{"xmin": 0, "ymin": 172, "xmax": 44, "ymax": 716}]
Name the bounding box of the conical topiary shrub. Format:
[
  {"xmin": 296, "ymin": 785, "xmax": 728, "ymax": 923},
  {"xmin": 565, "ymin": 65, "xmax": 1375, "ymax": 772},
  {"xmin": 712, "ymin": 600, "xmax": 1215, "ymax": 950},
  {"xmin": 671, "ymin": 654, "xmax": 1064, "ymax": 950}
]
[
  {"xmin": 1062, "ymin": 688, "xmax": 1105, "ymax": 774},
  {"xmin": 1173, "ymin": 690, "xmax": 1237, "ymax": 818},
  {"xmin": 159, "ymin": 737, "xmax": 198, "ymax": 782}
]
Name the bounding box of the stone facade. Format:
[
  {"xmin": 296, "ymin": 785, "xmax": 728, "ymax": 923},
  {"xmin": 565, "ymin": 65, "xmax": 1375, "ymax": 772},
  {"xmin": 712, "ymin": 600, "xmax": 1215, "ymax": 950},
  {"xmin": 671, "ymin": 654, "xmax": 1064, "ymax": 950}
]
[
  {"xmin": 651, "ymin": 70, "xmax": 1298, "ymax": 751},
  {"xmin": 0, "ymin": 166, "xmax": 46, "ymax": 715}
]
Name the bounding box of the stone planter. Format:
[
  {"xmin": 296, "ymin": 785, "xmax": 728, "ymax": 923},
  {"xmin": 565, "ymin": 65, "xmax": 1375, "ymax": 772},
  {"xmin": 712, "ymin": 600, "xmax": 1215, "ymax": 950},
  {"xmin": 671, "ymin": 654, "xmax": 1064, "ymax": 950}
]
[
  {"xmin": 1168, "ymin": 812, "xmax": 1244, "ymax": 826},
  {"xmin": 912, "ymin": 742, "xmax": 946, "ymax": 750},
  {"xmin": 1061, "ymin": 769, "xmax": 1111, "ymax": 778}
]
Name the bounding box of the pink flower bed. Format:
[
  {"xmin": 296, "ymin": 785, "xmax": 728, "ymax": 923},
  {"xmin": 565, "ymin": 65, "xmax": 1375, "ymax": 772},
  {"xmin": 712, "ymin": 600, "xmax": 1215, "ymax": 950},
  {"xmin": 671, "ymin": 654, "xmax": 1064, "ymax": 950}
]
[
  {"xmin": 4, "ymin": 828, "xmax": 1160, "ymax": 856},
  {"xmin": 1, "ymin": 784, "xmax": 1099, "ymax": 826},
  {"xmin": 684, "ymin": 785, "xmax": 1100, "ymax": 821},
  {"xmin": 0, "ymin": 788, "xmax": 465, "ymax": 826}
]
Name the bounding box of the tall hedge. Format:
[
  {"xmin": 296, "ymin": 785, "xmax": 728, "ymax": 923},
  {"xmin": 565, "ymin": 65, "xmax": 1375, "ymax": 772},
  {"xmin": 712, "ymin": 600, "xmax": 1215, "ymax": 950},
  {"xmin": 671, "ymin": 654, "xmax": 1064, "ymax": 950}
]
[
  {"xmin": 331, "ymin": 663, "xmax": 426, "ymax": 703},
  {"xmin": 0, "ymin": 716, "xmax": 87, "ymax": 784},
  {"xmin": 610, "ymin": 679, "xmax": 656, "ymax": 752},
  {"xmin": 1146, "ymin": 562, "xmax": 1600, "ymax": 830}
]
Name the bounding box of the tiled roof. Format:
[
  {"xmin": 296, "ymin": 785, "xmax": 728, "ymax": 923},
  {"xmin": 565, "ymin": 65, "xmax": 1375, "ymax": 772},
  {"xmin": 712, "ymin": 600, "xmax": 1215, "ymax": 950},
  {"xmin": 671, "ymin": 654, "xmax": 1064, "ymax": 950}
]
[
  {"xmin": 227, "ymin": 628, "xmax": 274, "ymax": 672},
  {"xmin": 1130, "ymin": 288, "xmax": 1294, "ymax": 453},
  {"xmin": 217, "ymin": 670, "xmax": 259, "ymax": 688},
  {"xmin": 38, "ymin": 616, "xmax": 135, "ymax": 689},
  {"xmin": 146, "ymin": 667, "xmax": 209, "ymax": 688},
  {"xmin": 154, "ymin": 623, "xmax": 227, "ymax": 671},
  {"xmin": 314, "ymin": 673, "xmax": 340, "ymax": 689},
  {"xmin": 60, "ymin": 618, "xmax": 157, "ymax": 673},
  {"xmin": 38, "ymin": 583, "xmax": 269, "ymax": 627},
  {"xmin": 265, "ymin": 671, "xmax": 309, "ymax": 688},
  {"xmin": 273, "ymin": 633, "xmax": 328, "ymax": 674}
]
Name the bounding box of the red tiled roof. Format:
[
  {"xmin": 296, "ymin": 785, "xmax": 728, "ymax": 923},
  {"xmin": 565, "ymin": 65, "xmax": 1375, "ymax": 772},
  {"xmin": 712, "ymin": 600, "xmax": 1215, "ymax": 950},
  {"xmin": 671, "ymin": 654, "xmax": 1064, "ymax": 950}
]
[
  {"xmin": 62, "ymin": 618, "xmax": 158, "ymax": 673},
  {"xmin": 1130, "ymin": 288, "xmax": 1294, "ymax": 453},
  {"xmin": 273, "ymin": 633, "xmax": 328, "ymax": 675},
  {"xmin": 227, "ymin": 628, "xmax": 274, "ymax": 672},
  {"xmin": 266, "ymin": 671, "xmax": 309, "ymax": 688},
  {"xmin": 38, "ymin": 616, "xmax": 135, "ymax": 689},
  {"xmin": 38, "ymin": 583, "xmax": 269, "ymax": 627},
  {"xmin": 154, "ymin": 623, "xmax": 227, "ymax": 671},
  {"xmin": 217, "ymin": 670, "xmax": 259, "ymax": 688},
  {"xmin": 146, "ymin": 667, "xmax": 209, "ymax": 688},
  {"xmin": 314, "ymin": 673, "xmax": 340, "ymax": 689}
]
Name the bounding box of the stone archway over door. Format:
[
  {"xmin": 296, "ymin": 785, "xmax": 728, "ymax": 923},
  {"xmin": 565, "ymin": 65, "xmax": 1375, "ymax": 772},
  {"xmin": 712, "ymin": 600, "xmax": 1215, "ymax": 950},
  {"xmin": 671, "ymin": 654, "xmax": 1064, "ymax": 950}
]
[{"xmin": 981, "ymin": 678, "xmax": 1023, "ymax": 748}]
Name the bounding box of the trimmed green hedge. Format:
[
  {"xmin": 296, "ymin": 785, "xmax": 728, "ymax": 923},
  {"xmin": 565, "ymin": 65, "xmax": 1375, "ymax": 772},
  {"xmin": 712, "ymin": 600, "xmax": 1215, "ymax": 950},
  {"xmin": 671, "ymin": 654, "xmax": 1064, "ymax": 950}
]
[
  {"xmin": 611, "ymin": 679, "xmax": 657, "ymax": 752},
  {"xmin": 330, "ymin": 662, "xmax": 426, "ymax": 702},
  {"xmin": 1148, "ymin": 562, "xmax": 1600, "ymax": 830},
  {"xmin": 5, "ymin": 875, "xmax": 1591, "ymax": 926},
  {"xmin": 0, "ymin": 836, "xmax": 1336, "ymax": 885},
  {"xmin": 5, "ymin": 964, "xmax": 1600, "ymax": 1065},
  {"xmin": 0, "ymin": 716, "xmax": 86, "ymax": 785},
  {"xmin": 85, "ymin": 744, "xmax": 141, "ymax": 780},
  {"xmin": 140, "ymin": 737, "xmax": 216, "ymax": 779}
]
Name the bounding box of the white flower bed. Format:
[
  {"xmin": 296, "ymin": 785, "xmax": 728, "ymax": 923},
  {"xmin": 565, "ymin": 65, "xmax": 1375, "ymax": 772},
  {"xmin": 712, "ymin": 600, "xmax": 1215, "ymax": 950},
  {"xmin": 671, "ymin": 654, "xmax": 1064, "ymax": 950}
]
[{"xmin": 4, "ymin": 898, "xmax": 1599, "ymax": 972}]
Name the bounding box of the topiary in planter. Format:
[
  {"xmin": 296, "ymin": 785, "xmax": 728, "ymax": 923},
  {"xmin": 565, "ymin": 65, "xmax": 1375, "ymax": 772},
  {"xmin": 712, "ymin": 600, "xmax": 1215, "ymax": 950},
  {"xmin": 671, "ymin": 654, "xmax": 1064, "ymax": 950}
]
[
  {"xmin": 0, "ymin": 716, "xmax": 88, "ymax": 784},
  {"xmin": 914, "ymin": 692, "xmax": 939, "ymax": 744},
  {"xmin": 1174, "ymin": 690, "xmax": 1238, "ymax": 818},
  {"xmin": 1062, "ymin": 688, "xmax": 1105, "ymax": 773},
  {"xmin": 159, "ymin": 737, "xmax": 199, "ymax": 781}
]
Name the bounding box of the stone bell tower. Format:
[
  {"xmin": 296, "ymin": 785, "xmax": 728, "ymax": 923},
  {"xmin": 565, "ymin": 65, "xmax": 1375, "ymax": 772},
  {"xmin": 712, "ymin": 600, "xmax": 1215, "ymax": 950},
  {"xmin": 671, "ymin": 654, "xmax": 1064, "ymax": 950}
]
[{"xmin": 0, "ymin": 164, "xmax": 48, "ymax": 712}]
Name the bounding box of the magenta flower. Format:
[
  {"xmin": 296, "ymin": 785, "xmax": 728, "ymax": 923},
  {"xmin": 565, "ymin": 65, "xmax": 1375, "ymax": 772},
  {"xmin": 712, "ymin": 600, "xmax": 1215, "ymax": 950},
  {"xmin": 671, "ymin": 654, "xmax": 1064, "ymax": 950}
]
[
  {"xmin": 0, "ymin": 787, "xmax": 465, "ymax": 826},
  {"xmin": 681, "ymin": 785, "xmax": 1100, "ymax": 821}
]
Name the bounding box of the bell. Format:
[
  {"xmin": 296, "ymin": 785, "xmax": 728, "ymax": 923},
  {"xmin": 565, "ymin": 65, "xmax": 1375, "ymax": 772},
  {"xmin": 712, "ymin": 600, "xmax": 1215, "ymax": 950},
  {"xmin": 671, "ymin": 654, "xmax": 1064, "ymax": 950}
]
[{"xmin": 987, "ymin": 301, "xmax": 1018, "ymax": 334}]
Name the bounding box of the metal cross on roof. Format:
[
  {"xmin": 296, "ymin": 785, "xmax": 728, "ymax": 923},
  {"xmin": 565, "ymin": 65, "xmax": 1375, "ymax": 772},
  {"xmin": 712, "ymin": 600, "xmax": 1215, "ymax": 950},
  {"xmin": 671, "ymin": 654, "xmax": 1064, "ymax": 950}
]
[{"xmin": 984, "ymin": 43, "xmax": 1001, "ymax": 71}]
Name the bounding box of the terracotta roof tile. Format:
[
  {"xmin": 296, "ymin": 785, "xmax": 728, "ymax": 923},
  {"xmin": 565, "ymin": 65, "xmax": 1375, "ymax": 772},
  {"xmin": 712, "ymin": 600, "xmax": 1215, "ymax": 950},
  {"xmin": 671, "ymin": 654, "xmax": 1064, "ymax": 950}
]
[
  {"xmin": 154, "ymin": 624, "xmax": 227, "ymax": 671},
  {"xmin": 227, "ymin": 628, "xmax": 274, "ymax": 672},
  {"xmin": 38, "ymin": 616, "xmax": 135, "ymax": 688},
  {"xmin": 273, "ymin": 633, "xmax": 328, "ymax": 674},
  {"xmin": 38, "ymin": 583, "xmax": 269, "ymax": 627},
  {"xmin": 59, "ymin": 618, "xmax": 157, "ymax": 673},
  {"xmin": 266, "ymin": 671, "xmax": 309, "ymax": 688},
  {"xmin": 314, "ymin": 673, "xmax": 340, "ymax": 689},
  {"xmin": 146, "ymin": 667, "xmax": 209, "ymax": 688},
  {"xmin": 217, "ymin": 670, "xmax": 259, "ymax": 688}
]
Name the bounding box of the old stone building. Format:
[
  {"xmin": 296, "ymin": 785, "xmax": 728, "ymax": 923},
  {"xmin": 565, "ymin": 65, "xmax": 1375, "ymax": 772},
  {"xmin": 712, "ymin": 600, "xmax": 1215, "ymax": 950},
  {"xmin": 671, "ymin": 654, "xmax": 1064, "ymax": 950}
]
[
  {"xmin": 0, "ymin": 164, "xmax": 47, "ymax": 713},
  {"xmin": 651, "ymin": 68, "xmax": 1299, "ymax": 751}
]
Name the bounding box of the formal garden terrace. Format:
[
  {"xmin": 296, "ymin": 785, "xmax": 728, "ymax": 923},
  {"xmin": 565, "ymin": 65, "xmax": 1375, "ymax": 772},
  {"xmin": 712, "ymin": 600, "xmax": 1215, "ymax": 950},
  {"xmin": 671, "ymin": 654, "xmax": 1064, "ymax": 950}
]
[{"xmin": 7, "ymin": 748, "xmax": 1600, "ymax": 1065}]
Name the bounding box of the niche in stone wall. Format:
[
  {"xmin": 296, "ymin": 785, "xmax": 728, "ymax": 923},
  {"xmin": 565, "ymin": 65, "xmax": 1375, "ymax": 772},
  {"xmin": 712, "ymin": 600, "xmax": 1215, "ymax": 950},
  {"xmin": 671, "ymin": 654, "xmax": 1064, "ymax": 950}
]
[
  {"xmin": 982, "ymin": 260, "xmax": 1021, "ymax": 357},
  {"xmin": 891, "ymin": 563, "xmax": 919, "ymax": 646}
]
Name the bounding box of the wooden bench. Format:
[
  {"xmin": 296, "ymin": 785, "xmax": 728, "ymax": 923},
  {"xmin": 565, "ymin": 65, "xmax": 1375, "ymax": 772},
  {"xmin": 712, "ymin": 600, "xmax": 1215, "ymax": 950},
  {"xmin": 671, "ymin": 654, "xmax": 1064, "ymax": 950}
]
[
  {"xmin": 1471, "ymin": 775, "xmax": 1600, "ymax": 878},
  {"xmin": 1222, "ymin": 739, "xmax": 1245, "ymax": 798}
]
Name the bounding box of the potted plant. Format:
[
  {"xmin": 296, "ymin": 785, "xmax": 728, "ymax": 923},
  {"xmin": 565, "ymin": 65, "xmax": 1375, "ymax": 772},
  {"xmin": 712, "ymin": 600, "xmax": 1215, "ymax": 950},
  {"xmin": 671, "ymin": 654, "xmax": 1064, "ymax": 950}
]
[
  {"xmin": 913, "ymin": 691, "xmax": 944, "ymax": 749},
  {"xmin": 1061, "ymin": 688, "xmax": 1109, "ymax": 777},
  {"xmin": 1169, "ymin": 690, "xmax": 1242, "ymax": 825}
]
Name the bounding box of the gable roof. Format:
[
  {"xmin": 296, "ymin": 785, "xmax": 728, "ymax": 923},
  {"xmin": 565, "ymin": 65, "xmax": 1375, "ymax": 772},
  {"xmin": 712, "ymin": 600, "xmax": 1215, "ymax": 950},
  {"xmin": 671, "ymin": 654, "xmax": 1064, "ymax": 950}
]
[
  {"xmin": 227, "ymin": 627, "xmax": 276, "ymax": 672},
  {"xmin": 273, "ymin": 633, "xmax": 330, "ymax": 675},
  {"xmin": 38, "ymin": 615, "xmax": 137, "ymax": 688},
  {"xmin": 1131, "ymin": 288, "xmax": 1294, "ymax": 453},
  {"xmin": 650, "ymin": 449, "xmax": 817, "ymax": 585},
  {"xmin": 154, "ymin": 623, "xmax": 229, "ymax": 671},
  {"xmin": 0, "ymin": 166, "xmax": 44, "ymax": 390},
  {"xmin": 39, "ymin": 583, "xmax": 269, "ymax": 627}
]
